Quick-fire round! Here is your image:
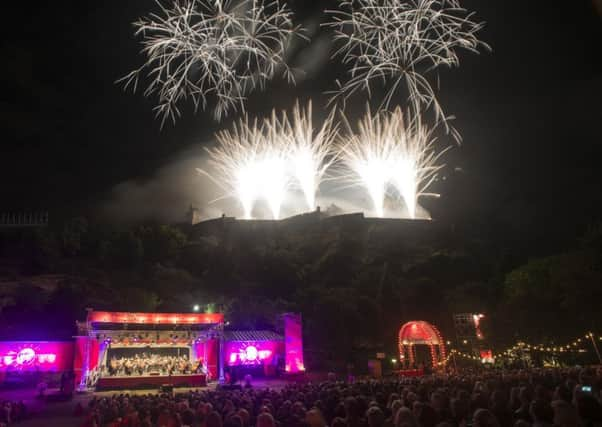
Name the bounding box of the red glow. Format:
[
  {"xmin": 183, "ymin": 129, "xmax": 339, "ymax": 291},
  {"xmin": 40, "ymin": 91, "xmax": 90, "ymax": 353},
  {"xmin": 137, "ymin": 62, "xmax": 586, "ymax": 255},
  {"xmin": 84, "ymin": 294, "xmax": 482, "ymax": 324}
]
[
  {"xmin": 399, "ymin": 321, "xmax": 441, "ymax": 343},
  {"xmin": 88, "ymin": 311, "xmax": 224, "ymax": 325},
  {"xmin": 473, "ymin": 314, "xmax": 485, "ymax": 340},
  {"xmin": 480, "ymin": 349, "xmax": 494, "ymax": 364}
]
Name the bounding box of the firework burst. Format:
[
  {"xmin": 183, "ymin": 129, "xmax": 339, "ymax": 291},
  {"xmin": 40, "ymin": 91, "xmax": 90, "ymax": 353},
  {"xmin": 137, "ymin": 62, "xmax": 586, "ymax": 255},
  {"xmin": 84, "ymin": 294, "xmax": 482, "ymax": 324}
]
[
  {"xmin": 340, "ymin": 107, "xmax": 447, "ymax": 219},
  {"xmin": 327, "ymin": 0, "xmax": 487, "ymax": 128},
  {"xmin": 340, "ymin": 108, "xmax": 397, "ymax": 218},
  {"xmin": 198, "ymin": 117, "xmax": 263, "ymax": 219},
  {"xmin": 200, "ymin": 115, "xmax": 293, "ymax": 220},
  {"xmin": 389, "ymin": 110, "xmax": 448, "ymax": 219},
  {"xmin": 120, "ymin": 0, "xmax": 299, "ymax": 125},
  {"xmin": 284, "ymin": 101, "xmax": 339, "ymax": 210},
  {"xmin": 199, "ymin": 101, "xmax": 338, "ymax": 219}
]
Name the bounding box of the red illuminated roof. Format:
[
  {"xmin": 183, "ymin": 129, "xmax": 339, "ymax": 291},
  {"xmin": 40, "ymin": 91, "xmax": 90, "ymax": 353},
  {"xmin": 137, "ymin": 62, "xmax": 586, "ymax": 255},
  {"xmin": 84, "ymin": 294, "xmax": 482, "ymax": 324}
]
[
  {"xmin": 88, "ymin": 311, "xmax": 224, "ymax": 325},
  {"xmin": 399, "ymin": 320, "xmax": 443, "ymax": 345}
]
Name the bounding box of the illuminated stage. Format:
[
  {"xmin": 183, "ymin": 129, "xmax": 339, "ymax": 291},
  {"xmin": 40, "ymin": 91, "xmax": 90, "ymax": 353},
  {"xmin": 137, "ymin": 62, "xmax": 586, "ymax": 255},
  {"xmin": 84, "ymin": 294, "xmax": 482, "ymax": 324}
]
[
  {"xmin": 75, "ymin": 310, "xmax": 304, "ymax": 391},
  {"xmin": 76, "ymin": 310, "xmax": 224, "ymax": 391}
]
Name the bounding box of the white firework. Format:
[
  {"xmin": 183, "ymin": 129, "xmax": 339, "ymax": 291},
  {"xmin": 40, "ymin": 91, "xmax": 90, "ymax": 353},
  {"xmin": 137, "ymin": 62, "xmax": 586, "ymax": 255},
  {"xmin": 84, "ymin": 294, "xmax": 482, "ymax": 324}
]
[
  {"xmin": 389, "ymin": 109, "xmax": 447, "ymax": 219},
  {"xmin": 340, "ymin": 108, "xmax": 397, "ymax": 218},
  {"xmin": 341, "ymin": 107, "xmax": 447, "ymax": 219},
  {"xmin": 258, "ymin": 113, "xmax": 291, "ymax": 219},
  {"xmin": 283, "ymin": 101, "xmax": 339, "ymax": 210},
  {"xmin": 199, "ymin": 101, "xmax": 338, "ymax": 219},
  {"xmin": 120, "ymin": 0, "xmax": 298, "ymax": 125},
  {"xmin": 327, "ymin": 0, "xmax": 487, "ymax": 129},
  {"xmin": 199, "ymin": 117, "xmax": 263, "ymax": 219},
  {"xmin": 199, "ymin": 112, "xmax": 292, "ymax": 220}
]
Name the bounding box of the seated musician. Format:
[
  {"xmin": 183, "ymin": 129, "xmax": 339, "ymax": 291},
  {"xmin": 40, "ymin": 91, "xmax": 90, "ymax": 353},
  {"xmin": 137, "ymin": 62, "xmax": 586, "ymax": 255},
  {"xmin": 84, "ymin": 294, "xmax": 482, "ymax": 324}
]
[
  {"xmin": 109, "ymin": 357, "xmax": 117, "ymax": 376},
  {"xmin": 195, "ymin": 358, "xmax": 207, "ymax": 374},
  {"xmin": 103, "ymin": 354, "xmax": 196, "ymax": 377}
]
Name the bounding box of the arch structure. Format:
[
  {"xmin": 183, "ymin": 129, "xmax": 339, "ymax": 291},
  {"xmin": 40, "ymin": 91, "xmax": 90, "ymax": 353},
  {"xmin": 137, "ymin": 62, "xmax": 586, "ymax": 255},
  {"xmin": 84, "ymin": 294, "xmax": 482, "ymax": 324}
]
[{"xmin": 398, "ymin": 321, "xmax": 446, "ymax": 368}]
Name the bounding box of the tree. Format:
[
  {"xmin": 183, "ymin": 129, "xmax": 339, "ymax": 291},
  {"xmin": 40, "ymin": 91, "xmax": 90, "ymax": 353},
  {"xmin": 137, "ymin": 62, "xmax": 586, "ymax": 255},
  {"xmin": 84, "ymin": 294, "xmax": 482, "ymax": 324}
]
[
  {"xmin": 109, "ymin": 231, "xmax": 144, "ymax": 268},
  {"xmin": 136, "ymin": 225, "xmax": 186, "ymax": 264},
  {"xmin": 61, "ymin": 217, "xmax": 88, "ymax": 256},
  {"xmin": 118, "ymin": 287, "xmax": 161, "ymax": 312},
  {"xmin": 502, "ymin": 248, "xmax": 602, "ymax": 341}
]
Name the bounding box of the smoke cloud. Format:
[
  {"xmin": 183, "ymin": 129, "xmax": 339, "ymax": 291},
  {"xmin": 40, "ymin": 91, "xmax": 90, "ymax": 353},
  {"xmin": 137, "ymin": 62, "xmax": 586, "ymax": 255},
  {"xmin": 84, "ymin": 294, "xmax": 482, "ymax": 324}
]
[
  {"xmin": 100, "ymin": 143, "xmax": 430, "ymax": 224},
  {"xmin": 100, "ymin": 146, "xmax": 227, "ymax": 223}
]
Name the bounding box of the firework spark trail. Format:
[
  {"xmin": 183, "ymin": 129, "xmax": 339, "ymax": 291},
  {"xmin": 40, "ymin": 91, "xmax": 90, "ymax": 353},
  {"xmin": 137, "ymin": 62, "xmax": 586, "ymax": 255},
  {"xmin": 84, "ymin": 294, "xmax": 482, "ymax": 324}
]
[
  {"xmin": 341, "ymin": 107, "xmax": 446, "ymax": 219},
  {"xmin": 257, "ymin": 114, "xmax": 291, "ymax": 219},
  {"xmin": 199, "ymin": 101, "xmax": 338, "ymax": 219},
  {"xmin": 203, "ymin": 115, "xmax": 293, "ymax": 220},
  {"xmin": 199, "ymin": 111, "xmax": 292, "ymax": 220},
  {"xmin": 340, "ymin": 108, "xmax": 397, "ymax": 218},
  {"xmin": 120, "ymin": 0, "xmax": 298, "ymax": 125},
  {"xmin": 284, "ymin": 101, "xmax": 339, "ymax": 210},
  {"xmin": 389, "ymin": 109, "xmax": 448, "ymax": 219},
  {"xmin": 199, "ymin": 117, "xmax": 263, "ymax": 219},
  {"xmin": 326, "ymin": 0, "xmax": 487, "ymax": 131}
]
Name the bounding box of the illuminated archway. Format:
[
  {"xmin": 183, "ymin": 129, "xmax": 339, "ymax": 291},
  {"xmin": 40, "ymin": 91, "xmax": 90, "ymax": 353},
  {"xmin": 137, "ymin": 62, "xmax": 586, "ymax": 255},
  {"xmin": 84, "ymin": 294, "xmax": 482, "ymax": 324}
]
[{"xmin": 398, "ymin": 321, "xmax": 446, "ymax": 368}]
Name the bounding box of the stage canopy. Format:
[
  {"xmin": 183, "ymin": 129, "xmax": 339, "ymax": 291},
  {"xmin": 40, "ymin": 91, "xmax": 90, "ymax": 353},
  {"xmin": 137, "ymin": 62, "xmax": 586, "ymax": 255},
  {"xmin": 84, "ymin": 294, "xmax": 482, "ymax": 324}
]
[{"xmin": 86, "ymin": 311, "xmax": 224, "ymax": 331}]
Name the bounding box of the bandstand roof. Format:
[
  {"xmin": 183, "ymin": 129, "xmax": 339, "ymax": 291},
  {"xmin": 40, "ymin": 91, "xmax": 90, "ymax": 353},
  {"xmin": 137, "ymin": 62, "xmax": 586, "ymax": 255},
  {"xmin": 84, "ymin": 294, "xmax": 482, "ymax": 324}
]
[
  {"xmin": 88, "ymin": 311, "xmax": 224, "ymax": 329},
  {"xmin": 399, "ymin": 320, "xmax": 443, "ymax": 345}
]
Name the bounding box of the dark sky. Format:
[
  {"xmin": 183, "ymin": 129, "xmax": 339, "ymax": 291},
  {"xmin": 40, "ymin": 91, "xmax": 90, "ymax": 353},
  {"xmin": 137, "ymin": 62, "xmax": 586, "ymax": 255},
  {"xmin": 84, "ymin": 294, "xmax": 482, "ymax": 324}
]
[{"xmin": 2, "ymin": 1, "xmax": 602, "ymax": 251}]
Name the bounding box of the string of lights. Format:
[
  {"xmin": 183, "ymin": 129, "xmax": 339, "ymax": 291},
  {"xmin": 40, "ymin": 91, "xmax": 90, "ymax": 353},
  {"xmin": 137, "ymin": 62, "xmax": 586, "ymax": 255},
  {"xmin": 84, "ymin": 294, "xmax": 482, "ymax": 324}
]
[
  {"xmin": 436, "ymin": 332, "xmax": 601, "ymax": 366},
  {"xmin": 494, "ymin": 332, "xmax": 600, "ymax": 359}
]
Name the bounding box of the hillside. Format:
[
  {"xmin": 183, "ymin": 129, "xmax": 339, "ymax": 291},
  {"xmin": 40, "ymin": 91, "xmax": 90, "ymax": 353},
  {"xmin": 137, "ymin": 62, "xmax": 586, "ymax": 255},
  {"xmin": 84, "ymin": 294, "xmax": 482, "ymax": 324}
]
[{"xmin": 0, "ymin": 215, "xmax": 600, "ymax": 369}]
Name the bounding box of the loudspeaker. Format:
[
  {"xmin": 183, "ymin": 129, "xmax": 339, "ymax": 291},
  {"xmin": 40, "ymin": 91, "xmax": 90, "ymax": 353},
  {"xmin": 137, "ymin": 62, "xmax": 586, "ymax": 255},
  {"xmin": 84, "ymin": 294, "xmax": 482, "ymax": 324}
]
[{"xmin": 160, "ymin": 385, "xmax": 174, "ymax": 393}]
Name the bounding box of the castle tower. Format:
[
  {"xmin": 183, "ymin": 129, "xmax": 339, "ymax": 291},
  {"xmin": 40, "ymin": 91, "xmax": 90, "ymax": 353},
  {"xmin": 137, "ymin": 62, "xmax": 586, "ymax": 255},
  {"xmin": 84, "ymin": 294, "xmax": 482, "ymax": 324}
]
[{"xmin": 186, "ymin": 205, "xmax": 202, "ymax": 225}]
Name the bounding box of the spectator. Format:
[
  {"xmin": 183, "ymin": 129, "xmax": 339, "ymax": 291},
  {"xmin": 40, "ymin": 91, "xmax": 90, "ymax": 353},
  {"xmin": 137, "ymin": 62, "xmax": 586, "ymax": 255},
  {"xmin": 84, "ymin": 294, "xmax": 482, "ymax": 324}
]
[
  {"xmin": 207, "ymin": 411, "xmax": 223, "ymax": 427},
  {"xmin": 551, "ymin": 400, "xmax": 578, "ymax": 427},
  {"xmin": 575, "ymin": 394, "xmax": 602, "ymax": 427},
  {"xmin": 473, "ymin": 409, "xmax": 500, "ymax": 427},
  {"xmin": 529, "ymin": 399, "xmax": 554, "ymax": 427},
  {"xmin": 306, "ymin": 408, "xmax": 327, "ymax": 427},
  {"xmin": 514, "ymin": 387, "xmax": 533, "ymax": 423},
  {"xmin": 395, "ymin": 407, "xmax": 417, "ymax": 427},
  {"xmin": 367, "ymin": 406, "xmax": 385, "ymax": 427},
  {"xmin": 256, "ymin": 412, "xmax": 276, "ymax": 427}
]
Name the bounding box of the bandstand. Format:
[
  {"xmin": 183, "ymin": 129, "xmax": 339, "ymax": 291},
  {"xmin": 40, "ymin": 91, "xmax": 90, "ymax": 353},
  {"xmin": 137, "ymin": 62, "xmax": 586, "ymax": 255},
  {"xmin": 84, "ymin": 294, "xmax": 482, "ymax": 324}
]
[{"xmin": 398, "ymin": 320, "xmax": 446, "ymax": 369}]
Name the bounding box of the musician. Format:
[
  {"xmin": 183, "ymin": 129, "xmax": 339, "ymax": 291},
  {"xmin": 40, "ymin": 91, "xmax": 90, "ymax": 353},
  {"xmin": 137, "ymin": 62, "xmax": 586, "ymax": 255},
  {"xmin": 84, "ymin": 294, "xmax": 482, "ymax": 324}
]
[
  {"xmin": 103, "ymin": 354, "xmax": 194, "ymax": 377},
  {"xmin": 194, "ymin": 358, "xmax": 205, "ymax": 374}
]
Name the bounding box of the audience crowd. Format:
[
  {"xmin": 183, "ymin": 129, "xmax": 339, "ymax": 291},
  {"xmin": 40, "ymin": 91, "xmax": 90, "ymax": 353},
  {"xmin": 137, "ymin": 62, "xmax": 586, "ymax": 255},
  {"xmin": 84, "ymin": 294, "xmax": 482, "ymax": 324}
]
[
  {"xmin": 0, "ymin": 400, "xmax": 26, "ymax": 426},
  {"xmin": 78, "ymin": 367, "xmax": 602, "ymax": 427}
]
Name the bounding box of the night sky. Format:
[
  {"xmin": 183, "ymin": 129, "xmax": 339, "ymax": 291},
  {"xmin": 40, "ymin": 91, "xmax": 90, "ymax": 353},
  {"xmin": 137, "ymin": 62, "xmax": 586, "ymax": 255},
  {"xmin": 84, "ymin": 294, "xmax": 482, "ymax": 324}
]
[{"xmin": 2, "ymin": 1, "xmax": 602, "ymax": 251}]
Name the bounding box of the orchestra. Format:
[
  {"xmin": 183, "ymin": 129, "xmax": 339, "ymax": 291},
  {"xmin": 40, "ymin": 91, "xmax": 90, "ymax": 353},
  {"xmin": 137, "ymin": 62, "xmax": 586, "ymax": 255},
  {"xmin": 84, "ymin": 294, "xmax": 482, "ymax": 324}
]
[{"xmin": 101, "ymin": 353, "xmax": 207, "ymax": 377}]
